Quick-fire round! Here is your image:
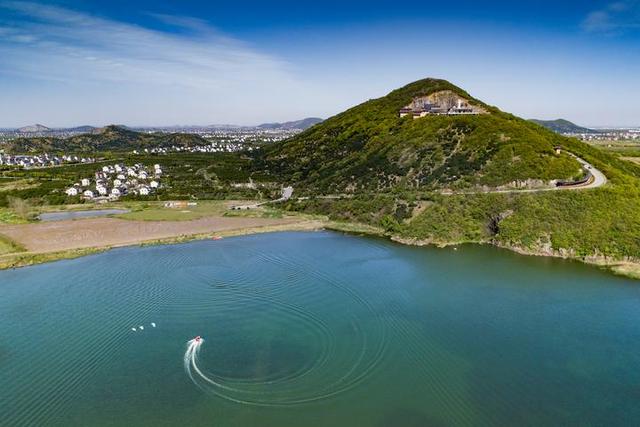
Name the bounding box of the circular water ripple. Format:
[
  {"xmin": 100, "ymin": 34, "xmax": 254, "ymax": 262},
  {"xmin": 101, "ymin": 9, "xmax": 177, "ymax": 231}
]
[
  {"xmin": 1, "ymin": 234, "xmax": 391, "ymax": 425},
  {"xmin": 179, "ymin": 245, "xmax": 390, "ymax": 406}
]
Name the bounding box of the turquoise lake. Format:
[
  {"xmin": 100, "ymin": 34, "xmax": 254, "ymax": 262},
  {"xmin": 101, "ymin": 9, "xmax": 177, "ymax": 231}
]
[{"xmin": 2, "ymin": 231, "xmax": 640, "ymax": 426}]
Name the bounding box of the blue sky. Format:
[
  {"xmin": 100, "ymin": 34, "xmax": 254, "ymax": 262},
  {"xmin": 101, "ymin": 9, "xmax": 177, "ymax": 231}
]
[{"xmin": 0, "ymin": 0, "xmax": 639, "ymax": 127}]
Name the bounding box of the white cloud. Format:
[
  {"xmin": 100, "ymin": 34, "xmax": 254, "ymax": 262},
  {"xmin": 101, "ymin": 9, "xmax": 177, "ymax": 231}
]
[
  {"xmin": 582, "ymin": 1, "xmax": 640, "ymax": 33},
  {"xmin": 0, "ymin": 1, "xmax": 325, "ymax": 125},
  {"xmin": 0, "ymin": 1, "xmax": 294, "ymax": 88}
]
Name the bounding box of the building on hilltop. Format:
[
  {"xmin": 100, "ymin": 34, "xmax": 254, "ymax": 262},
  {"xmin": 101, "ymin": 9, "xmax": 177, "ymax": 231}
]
[{"xmin": 399, "ymin": 91, "xmax": 487, "ymax": 118}]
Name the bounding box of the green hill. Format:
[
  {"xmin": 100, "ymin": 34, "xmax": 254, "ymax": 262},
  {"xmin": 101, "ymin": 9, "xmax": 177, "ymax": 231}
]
[
  {"xmin": 259, "ymin": 78, "xmax": 582, "ymax": 193},
  {"xmin": 262, "ymin": 78, "xmax": 640, "ymax": 276},
  {"xmin": 530, "ymin": 119, "xmax": 596, "ymax": 134},
  {"xmin": 4, "ymin": 125, "xmax": 208, "ymax": 153},
  {"xmin": 257, "ymin": 117, "xmax": 323, "ymax": 130}
]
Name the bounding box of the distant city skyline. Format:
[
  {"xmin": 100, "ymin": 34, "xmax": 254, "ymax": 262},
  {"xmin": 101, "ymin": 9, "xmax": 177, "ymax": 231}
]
[{"xmin": 1, "ymin": 0, "xmax": 639, "ymax": 127}]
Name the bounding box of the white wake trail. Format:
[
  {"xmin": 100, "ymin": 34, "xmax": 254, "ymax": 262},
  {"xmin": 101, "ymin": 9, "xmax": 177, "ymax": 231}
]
[{"xmin": 184, "ymin": 338, "xmax": 246, "ymax": 396}]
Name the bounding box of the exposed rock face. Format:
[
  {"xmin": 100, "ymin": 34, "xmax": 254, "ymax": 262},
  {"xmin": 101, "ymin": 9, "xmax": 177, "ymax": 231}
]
[{"xmin": 401, "ymin": 90, "xmax": 487, "ymax": 116}]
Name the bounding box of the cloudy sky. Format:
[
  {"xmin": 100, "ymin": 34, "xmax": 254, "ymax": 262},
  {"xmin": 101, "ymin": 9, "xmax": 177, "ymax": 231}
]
[{"xmin": 0, "ymin": 0, "xmax": 639, "ymax": 127}]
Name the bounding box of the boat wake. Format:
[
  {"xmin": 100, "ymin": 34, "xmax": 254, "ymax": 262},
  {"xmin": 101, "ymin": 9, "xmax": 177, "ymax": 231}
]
[
  {"xmin": 183, "ymin": 336, "xmax": 254, "ymax": 404},
  {"xmin": 182, "ymin": 252, "xmax": 389, "ymax": 407},
  {"xmin": 183, "ymin": 329, "xmax": 384, "ymax": 407}
]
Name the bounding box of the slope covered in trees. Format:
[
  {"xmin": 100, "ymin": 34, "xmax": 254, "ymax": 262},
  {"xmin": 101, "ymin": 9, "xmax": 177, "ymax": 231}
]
[
  {"xmin": 4, "ymin": 125, "xmax": 207, "ymax": 153},
  {"xmin": 258, "ymin": 79, "xmax": 582, "ymax": 193}
]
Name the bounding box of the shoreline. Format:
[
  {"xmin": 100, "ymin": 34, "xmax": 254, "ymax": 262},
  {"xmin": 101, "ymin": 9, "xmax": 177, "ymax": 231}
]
[
  {"xmin": 391, "ymin": 235, "xmax": 640, "ymax": 280},
  {"xmin": 1, "ymin": 217, "xmax": 638, "ymax": 280},
  {"xmin": 0, "ymin": 219, "xmax": 327, "ymax": 270}
]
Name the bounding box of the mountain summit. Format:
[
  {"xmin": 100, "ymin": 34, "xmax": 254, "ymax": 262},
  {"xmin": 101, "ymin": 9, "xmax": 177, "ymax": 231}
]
[
  {"xmin": 257, "ymin": 117, "xmax": 323, "ymax": 130},
  {"xmin": 260, "ymin": 78, "xmax": 581, "ymax": 193},
  {"xmin": 530, "ymin": 119, "xmax": 596, "ymax": 134},
  {"xmin": 17, "ymin": 124, "xmax": 50, "ymax": 133}
]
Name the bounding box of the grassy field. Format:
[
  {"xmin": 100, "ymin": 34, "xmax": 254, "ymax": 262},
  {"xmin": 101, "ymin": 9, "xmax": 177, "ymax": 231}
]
[
  {"xmin": 621, "ymin": 157, "xmax": 640, "ymax": 165},
  {"xmin": 582, "ymin": 140, "xmax": 640, "ymax": 168},
  {"xmin": 0, "ymin": 209, "xmax": 24, "ymax": 224},
  {"xmin": 0, "ymin": 234, "xmax": 25, "ymax": 255},
  {"xmin": 585, "ymin": 140, "xmax": 640, "ymax": 155},
  {"xmin": 0, "ymin": 177, "xmax": 40, "ymax": 192},
  {"xmin": 117, "ymin": 201, "xmax": 231, "ymax": 221}
]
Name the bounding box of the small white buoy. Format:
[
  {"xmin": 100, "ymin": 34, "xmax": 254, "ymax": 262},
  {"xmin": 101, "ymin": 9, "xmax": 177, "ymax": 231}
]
[
  {"xmin": 151, "ymin": 322, "xmax": 156, "ymax": 328},
  {"xmin": 131, "ymin": 327, "xmax": 137, "ymax": 332},
  {"xmin": 139, "ymin": 325, "xmax": 144, "ymax": 330}
]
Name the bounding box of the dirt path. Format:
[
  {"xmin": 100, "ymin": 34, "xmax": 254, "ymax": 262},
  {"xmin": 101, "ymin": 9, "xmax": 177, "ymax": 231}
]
[{"xmin": 0, "ymin": 216, "xmax": 305, "ymax": 253}]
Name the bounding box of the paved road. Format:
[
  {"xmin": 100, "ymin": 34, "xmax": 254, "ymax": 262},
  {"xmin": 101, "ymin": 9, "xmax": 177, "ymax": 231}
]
[
  {"xmin": 573, "ymin": 155, "xmax": 607, "ymax": 190},
  {"xmin": 290, "ymin": 154, "xmax": 607, "ymax": 200},
  {"xmin": 442, "ymin": 154, "xmax": 607, "ymax": 195}
]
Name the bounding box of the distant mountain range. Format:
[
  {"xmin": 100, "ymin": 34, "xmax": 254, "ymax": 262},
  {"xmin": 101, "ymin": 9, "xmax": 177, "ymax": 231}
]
[
  {"xmin": 8, "ymin": 118, "xmax": 323, "ymax": 133},
  {"xmin": 70, "ymin": 126, "xmax": 98, "ymax": 133},
  {"xmin": 13, "ymin": 124, "xmax": 96, "ymax": 133},
  {"xmin": 257, "ymin": 118, "xmax": 323, "ymax": 130},
  {"xmin": 17, "ymin": 124, "xmax": 51, "ymax": 133},
  {"xmin": 4, "ymin": 125, "xmax": 207, "ymax": 153},
  {"xmin": 530, "ymin": 119, "xmax": 598, "ymax": 134}
]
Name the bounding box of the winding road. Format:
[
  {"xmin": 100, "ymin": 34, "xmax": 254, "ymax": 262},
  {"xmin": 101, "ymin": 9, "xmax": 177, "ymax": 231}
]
[
  {"xmin": 442, "ymin": 154, "xmax": 607, "ymax": 195},
  {"xmin": 572, "ymin": 155, "xmax": 607, "ymax": 190},
  {"xmin": 291, "ymin": 154, "xmax": 607, "ymax": 200}
]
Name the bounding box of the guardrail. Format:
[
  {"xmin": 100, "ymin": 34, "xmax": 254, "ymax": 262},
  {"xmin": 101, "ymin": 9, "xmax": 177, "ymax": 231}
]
[{"xmin": 556, "ymin": 171, "xmax": 593, "ymax": 188}]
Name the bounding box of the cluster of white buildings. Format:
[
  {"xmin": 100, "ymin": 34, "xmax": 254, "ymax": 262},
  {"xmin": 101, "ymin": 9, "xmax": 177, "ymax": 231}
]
[
  {"xmin": 138, "ymin": 127, "xmax": 301, "ymax": 143},
  {"xmin": 65, "ymin": 163, "xmax": 162, "ymax": 200},
  {"xmin": 569, "ymin": 129, "xmax": 640, "ymax": 142},
  {"xmin": 133, "ymin": 141, "xmax": 254, "ymax": 155},
  {"xmin": 0, "ymin": 153, "xmax": 95, "ymax": 168}
]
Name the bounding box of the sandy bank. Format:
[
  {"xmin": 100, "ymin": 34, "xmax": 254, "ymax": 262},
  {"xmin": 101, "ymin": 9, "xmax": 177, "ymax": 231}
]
[{"xmin": 0, "ymin": 216, "xmax": 306, "ymax": 253}]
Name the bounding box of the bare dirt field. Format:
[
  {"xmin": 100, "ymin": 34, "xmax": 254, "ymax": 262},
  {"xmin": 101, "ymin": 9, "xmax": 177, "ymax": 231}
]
[{"xmin": 0, "ymin": 216, "xmax": 306, "ymax": 253}]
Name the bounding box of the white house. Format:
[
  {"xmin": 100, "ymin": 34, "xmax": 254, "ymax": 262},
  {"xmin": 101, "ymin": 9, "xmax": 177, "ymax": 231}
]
[
  {"xmin": 139, "ymin": 186, "xmax": 150, "ymax": 196},
  {"xmin": 113, "ymin": 179, "xmax": 122, "ymax": 187},
  {"xmin": 83, "ymin": 190, "xmax": 94, "ymax": 198},
  {"xmin": 117, "ymin": 173, "xmax": 126, "ymax": 180},
  {"xmin": 65, "ymin": 187, "xmax": 79, "ymax": 196},
  {"xmin": 111, "ymin": 188, "xmax": 121, "ymax": 196},
  {"xmin": 81, "ymin": 178, "xmax": 91, "ymax": 187},
  {"xmin": 96, "ymin": 185, "xmax": 108, "ymax": 196},
  {"xmin": 138, "ymin": 171, "xmax": 148, "ymax": 179},
  {"xmin": 150, "ymin": 180, "xmax": 159, "ymax": 188},
  {"xmin": 115, "ymin": 164, "xmax": 123, "ymax": 172}
]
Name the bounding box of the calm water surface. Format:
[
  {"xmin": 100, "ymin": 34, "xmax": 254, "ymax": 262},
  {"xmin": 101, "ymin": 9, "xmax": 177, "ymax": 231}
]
[{"xmin": 1, "ymin": 231, "xmax": 640, "ymax": 426}]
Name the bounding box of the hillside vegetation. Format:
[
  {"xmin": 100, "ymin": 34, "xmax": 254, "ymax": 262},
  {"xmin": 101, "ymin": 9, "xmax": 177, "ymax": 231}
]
[
  {"xmin": 4, "ymin": 125, "xmax": 207, "ymax": 153},
  {"xmin": 258, "ymin": 79, "xmax": 582, "ymax": 193},
  {"xmin": 530, "ymin": 119, "xmax": 596, "ymax": 134},
  {"xmin": 2, "ymin": 78, "xmax": 640, "ymax": 276},
  {"xmin": 268, "ymin": 79, "xmax": 640, "ymax": 274}
]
